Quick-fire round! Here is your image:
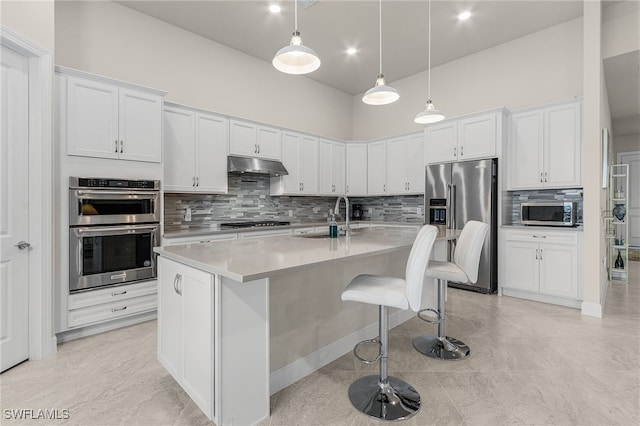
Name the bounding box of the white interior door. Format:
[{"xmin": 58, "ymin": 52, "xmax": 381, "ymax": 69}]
[
  {"xmin": 619, "ymin": 152, "xmax": 640, "ymax": 247},
  {"xmin": 0, "ymin": 45, "xmax": 30, "ymax": 372}
]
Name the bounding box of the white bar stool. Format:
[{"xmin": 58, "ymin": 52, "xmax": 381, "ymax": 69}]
[
  {"xmin": 413, "ymin": 220, "xmax": 489, "ymax": 360},
  {"xmin": 341, "ymin": 225, "xmax": 438, "ymax": 421}
]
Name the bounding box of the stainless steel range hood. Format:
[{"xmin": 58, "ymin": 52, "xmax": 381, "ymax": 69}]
[{"xmin": 227, "ymin": 156, "xmax": 289, "ymax": 177}]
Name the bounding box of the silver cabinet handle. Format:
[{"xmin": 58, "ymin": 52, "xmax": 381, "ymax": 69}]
[
  {"xmin": 115, "ymin": 140, "xmax": 118, "ymax": 153},
  {"xmin": 535, "ymin": 249, "xmax": 539, "ymax": 260},
  {"xmin": 383, "ymin": 184, "xmax": 386, "ymax": 192},
  {"xmin": 111, "ymin": 290, "xmax": 127, "ymax": 296},
  {"xmin": 460, "ymin": 146, "xmax": 464, "ymax": 156},
  {"xmin": 196, "ymin": 177, "xmax": 199, "ymax": 187},
  {"xmin": 14, "ymin": 241, "xmax": 31, "ymax": 250},
  {"xmin": 539, "ymin": 249, "xmax": 543, "ymax": 260},
  {"xmin": 544, "ymin": 171, "xmax": 548, "ymax": 182},
  {"xmin": 346, "ymin": 185, "xmax": 349, "ymax": 193},
  {"xmin": 258, "ymin": 144, "xmax": 260, "ymax": 154},
  {"xmin": 173, "ymin": 274, "xmax": 183, "ymax": 295},
  {"xmin": 540, "ymin": 172, "xmax": 544, "ymax": 183},
  {"xmin": 302, "ymin": 182, "xmax": 304, "ymax": 191},
  {"xmin": 120, "ymin": 140, "xmax": 123, "ymax": 154},
  {"xmin": 454, "ymin": 147, "xmax": 457, "ymax": 157},
  {"xmin": 532, "ymin": 235, "xmax": 546, "ymax": 238},
  {"xmin": 408, "ymin": 182, "xmax": 410, "ymax": 191},
  {"xmin": 111, "ymin": 306, "xmax": 127, "ymax": 313}
]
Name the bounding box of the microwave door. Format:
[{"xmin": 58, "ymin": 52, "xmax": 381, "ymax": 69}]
[{"xmin": 69, "ymin": 190, "xmax": 160, "ymax": 226}]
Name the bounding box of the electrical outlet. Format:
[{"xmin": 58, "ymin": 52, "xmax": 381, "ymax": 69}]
[
  {"xmin": 184, "ymin": 207, "xmax": 192, "ymax": 222},
  {"xmin": 417, "ymin": 207, "xmax": 422, "ymax": 215},
  {"xmin": 288, "ymin": 210, "xmax": 293, "ymax": 217},
  {"xmin": 368, "ymin": 208, "xmax": 373, "ymax": 214}
]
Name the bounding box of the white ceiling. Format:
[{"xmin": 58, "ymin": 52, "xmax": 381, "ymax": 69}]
[{"xmin": 117, "ymin": 0, "xmax": 638, "ymax": 135}]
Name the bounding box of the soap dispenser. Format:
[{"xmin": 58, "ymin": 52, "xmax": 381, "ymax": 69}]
[{"xmin": 329, "ymin": 214, "xmax": 338, "ymax": 238}]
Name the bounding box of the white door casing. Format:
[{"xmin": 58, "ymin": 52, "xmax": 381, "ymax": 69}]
[
  {"xmin": 618, "ymin": 152, "xmax": 640, "ymax": 247},
  {"xmin": 0, "ymin": 45, "xmax": 30, "ymax": 372}
]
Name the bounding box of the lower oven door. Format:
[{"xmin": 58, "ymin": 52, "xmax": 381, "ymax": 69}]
[{"xmin": 70, "ymin": 224, "xmax": 160, "ymax": 292}]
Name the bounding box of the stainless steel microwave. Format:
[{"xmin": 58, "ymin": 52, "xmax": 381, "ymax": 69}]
[{"xmin": 521, "ymin": 202, "xmax": 576, "ymax": 227}]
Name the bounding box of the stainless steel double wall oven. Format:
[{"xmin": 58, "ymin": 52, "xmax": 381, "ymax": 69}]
[{"xmin": 69, "ymin": 177, "xmax": 161, "ymax": 293}]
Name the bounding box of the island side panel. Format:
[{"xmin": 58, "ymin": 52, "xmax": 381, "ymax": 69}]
[
  {"xmin": 268, "ymin": 248, "xmax": 410, "ymax": 373},
  {"xmin": 219, "ymin": 275, "xmax": 270, "ymax": 426}
]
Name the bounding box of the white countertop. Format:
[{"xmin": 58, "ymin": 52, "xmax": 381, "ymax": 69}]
[{"xmin": 155, "ymin": 226, "xmax": 460, "ymax": 282}]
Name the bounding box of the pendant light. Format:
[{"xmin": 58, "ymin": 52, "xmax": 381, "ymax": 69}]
[
  {"xmin": 272, "ymin": 0, "xmax": 321, "ymax": 75},
  {"xmin": 414, "ymin": 0, "xmax": 445, "ymax": 123},
  {"xmin": 362, "ymin": 0, "xmax": 399, "ymax": 105}
]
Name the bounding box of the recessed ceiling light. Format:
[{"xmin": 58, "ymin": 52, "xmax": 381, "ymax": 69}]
[
  {"xmin": 269, "ymin": 4, "xmax": 281, "ymax": 14},
  {"xmin": 458, "ymin": 11, "xmax": 471, "ymax": 21},
  {"xmin": 346, "ymin": 47, "xmax": 358, "ymax": 55}
]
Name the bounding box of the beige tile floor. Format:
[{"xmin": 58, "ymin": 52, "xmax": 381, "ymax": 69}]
[{"xmin": 2, "ymin": 262, "xmax": 638, "ymax": 425}]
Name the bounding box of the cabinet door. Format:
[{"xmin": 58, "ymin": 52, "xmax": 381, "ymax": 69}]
[
  {"xmin": 367, "ymin": 141, "xmax": 387, "ymax": 195},
  {"xmin": 281, "ymin": 132, "xmax": 302, "ymax": 193},
  {"xmin": 318, "ymin": 140, "xmax": 333, "ymax": 195},
  {"xmin": 544, "ymin": 102, "xmax": 581, "ymax": 188},
  {"xmin": 182, "ymin": 268, "xmax": 215, "ymax": 419},
  {"xmin": 503, "ymin": 240, "xmax": 539, "ymax": 292},
  {"xmin": 118, "ymin": 88, "xmax": 162, "ymax": 162},
  {"xmin": 346, "ymin": 143, "xmax": 368, "ymax": 196},
  {"xmin": 425, "ymin": 122, "xmax": 456, "ymax": 163},
  {"xmin": 157, "ymin": 258, "xmax": 184, "ymax": 379},
  {"xmin": 406, "ymin": 133, "xmax": 425, "ymax": 194},
  {"xmin": 300, "ymin": 136, "xmax": 318, "ymax": 194},
  {"xmin": 229, "ymin": 120, "xmax": 257, "ymax": 157},
  {"xmin": 332, "ymin": 143, "xmax": 346, "ymax": 195},
  {"xmin": 163, "ymin": 107, "xmax": 196, "ymax": 192},
  {"xmin": 508, "ymin": 110, "xmax": 544, "ymax": 189},
  {"xmin": 538, "ymin": 242, "xmax": 578, "ymax": 299},
  {"xmin": 386, "ymin": 136, "xmax": 407, "ymax": 194},
  {"xmin": 458, "ymin": 113, "xmax": 496, "ymax": 160},
  {"xmin": 196, "ymin": 113, "xmax": 228, "ymax": 193},
  {"xmin": 256, "ymin": 126, "xmax": 282, "ymax": 160},
  {"xmin": 66, "ymin": 76, "xmax": 119, "ymax": 159}
]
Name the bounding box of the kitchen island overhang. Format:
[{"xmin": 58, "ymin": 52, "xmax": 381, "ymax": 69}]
[{"xmin": 153, "ymin": 226, "xmax": 459, "ymax": 425}]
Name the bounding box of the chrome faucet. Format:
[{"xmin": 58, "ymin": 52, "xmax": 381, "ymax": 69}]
[{"xmin": 334, "ymin": 195, "xmax": 351, "ymax": 236}]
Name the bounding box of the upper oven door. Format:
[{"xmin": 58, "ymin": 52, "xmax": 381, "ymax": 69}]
[{"xmin": 69, "ymin": 189, "xmax": 160, "ymax": 226}]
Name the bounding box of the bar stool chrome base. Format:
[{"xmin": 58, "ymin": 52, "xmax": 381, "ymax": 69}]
[
  {"xmin": 347, "ymin": 375, "xmax": 421, "ymax": 421},
  {"xmin": 412, "ymin": 334, "xmax": 470, "ymax": 360}
]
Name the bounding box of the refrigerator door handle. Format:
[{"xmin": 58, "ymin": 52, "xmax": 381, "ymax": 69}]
[{"xmin": 451, "ymin": 183, "xmax": 457, "ymax": 230}]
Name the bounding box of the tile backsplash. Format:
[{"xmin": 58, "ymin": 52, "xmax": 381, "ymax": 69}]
[{"xmin": 164, "ymin": 174, "xmax": 425, "ymax": 233}]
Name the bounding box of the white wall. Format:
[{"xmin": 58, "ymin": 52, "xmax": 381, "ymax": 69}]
[
  {"xmin": 54, "ymin": 0, "xmax": 353, "ymax": 140},
  {"xmin": 0, "ymin": 0, "xmax": 54, "ymax": 52},
  {"xmin": 351, "ymin": 17, "xmax": 583, "ymax": 140},
  {"xmin": 602, "ymin": 0, "xmax": 640, "ymax": 59},
  {"xmin": 614, "ymin": 134, "xmax": 640, "ymax": 158}
]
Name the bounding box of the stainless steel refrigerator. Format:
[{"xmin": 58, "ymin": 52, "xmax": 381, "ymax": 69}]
[{"xmin": 425, "ymin": 158, "xmax": 498, "ymax": 293}]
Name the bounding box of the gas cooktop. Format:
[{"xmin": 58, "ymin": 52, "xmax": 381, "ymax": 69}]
[{"xmin": 220, "ymin": 220, "xmax": 291, "ymax": 229}]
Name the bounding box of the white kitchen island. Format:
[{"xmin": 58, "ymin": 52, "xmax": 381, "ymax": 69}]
[{"xmin": 153, "ymin": 226, "xmax": 459, "ymax": 426}]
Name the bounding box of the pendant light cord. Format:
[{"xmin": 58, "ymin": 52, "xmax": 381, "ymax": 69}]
[
  {"xmin": 379, "ymin": 0, "xmax": 383, "ymax": 75},
  {"xmin": 427, "ymin": 0, "xmax": 432, "ymax": 100},
  {"xmin": 294, "ymin": 0, "xmax": 298, "ymax": 32}
]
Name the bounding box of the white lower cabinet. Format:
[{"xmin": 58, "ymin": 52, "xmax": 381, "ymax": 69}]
[
  {"xmin": 158, "ymin": 258, "xmax": 215, "ymax": 420},
  {"xmin": 501, "ymin": 228, "xmax": 582, "ymax": 307},
  {"xmin": 67, "ymin": 280, "xmax": 157, "ymax": 328},
  {"xmin": 238, "ymin": 229, "xmax": 291, "ymax": 239}
]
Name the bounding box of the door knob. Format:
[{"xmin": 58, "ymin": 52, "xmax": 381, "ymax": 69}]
[{"xmin": 15, "ymin": 241, "xmax": 31, "ymax": 250}]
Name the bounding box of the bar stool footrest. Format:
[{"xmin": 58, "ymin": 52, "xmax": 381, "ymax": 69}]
[
  {"xmin": 417, "ymin": 308, "xmax": 441, "ymax": 324},
  {"xmin": 347, "ymin": 375, "xmax": 421, "ymax": 421},
  {"xmin": 353, "ymin": 338, "xmax": 382, "ymax": 365}
]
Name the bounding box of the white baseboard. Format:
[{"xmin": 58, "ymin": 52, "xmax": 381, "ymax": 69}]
[
  {"xmin": 269, "ymin": 309, "xmax": 414, "ymax": 394},
  {"xmin": 56, "ymin": 311, "xmax": 157, "ymax": 343},
  {"xmin": 581, "ymin": 301, "xmax": 603, "ymax": 318}
]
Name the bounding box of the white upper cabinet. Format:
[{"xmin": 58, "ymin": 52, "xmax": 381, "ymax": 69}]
[
  {"xmin": 164, "ymin": 104, "xmax": 228, "ymax": 193},
  {"xmin": 425, "ymin": 110, "xmax": 502, "ymax": 164},
  {"xmin": 367, "ymin": 140, "xmax": 387, "ymax": 195},
  {"xmin": 386, "ymin": 133, "xmax": 425, "ymax": 195},
  {"xmin": 229, "ymin": 119, "xmax": 282, "ymax": 160},
  {"xmin": 271, "ymin": 132, "xmax": 318, "ymax": 195},
  {"xmin": 318, "ymin": 139, "xmax": 345, "ymax": 196},
  {"xmin": 508, "ymin": 99, "xmax": 581, "ymax": 190},
  {"xmin": 346, "ymin": 143, "xmax": 368, "ymax": 196},
  {"xmin": 64, "ymin": 71, "xmax": 164, "ymax": 163}
]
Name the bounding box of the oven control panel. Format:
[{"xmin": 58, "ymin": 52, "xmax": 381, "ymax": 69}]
[{"xmin": 71, "ymin": 177, "xmax": 160, "ymax": 190}]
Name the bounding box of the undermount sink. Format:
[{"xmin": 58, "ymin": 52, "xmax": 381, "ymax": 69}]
[{"xmin": 296, "ymin": 230, "xmax": 361, "ymax": 239}]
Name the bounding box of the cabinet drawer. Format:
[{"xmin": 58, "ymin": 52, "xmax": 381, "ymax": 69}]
[
  {"xmin": 163, "ymin": 233, "xmax": 237, "ymax": 245},
  {"xmin": 503, "ymin": 229, "xmax": 578, "ymax": 245},
  {"xmin": 238, "ymin": 229, "xmax": 291, "ymax": 239},
  {"xmin": 293, "ymin": 227, "xmax": 317, "ymax": 235},
  {"xmin": 68, "ymin": 280, "xmax": 157, "ymax": 310},
  {"xmin": 68, "ymin": 293, "xmax": 157, "ymax": 328}
]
